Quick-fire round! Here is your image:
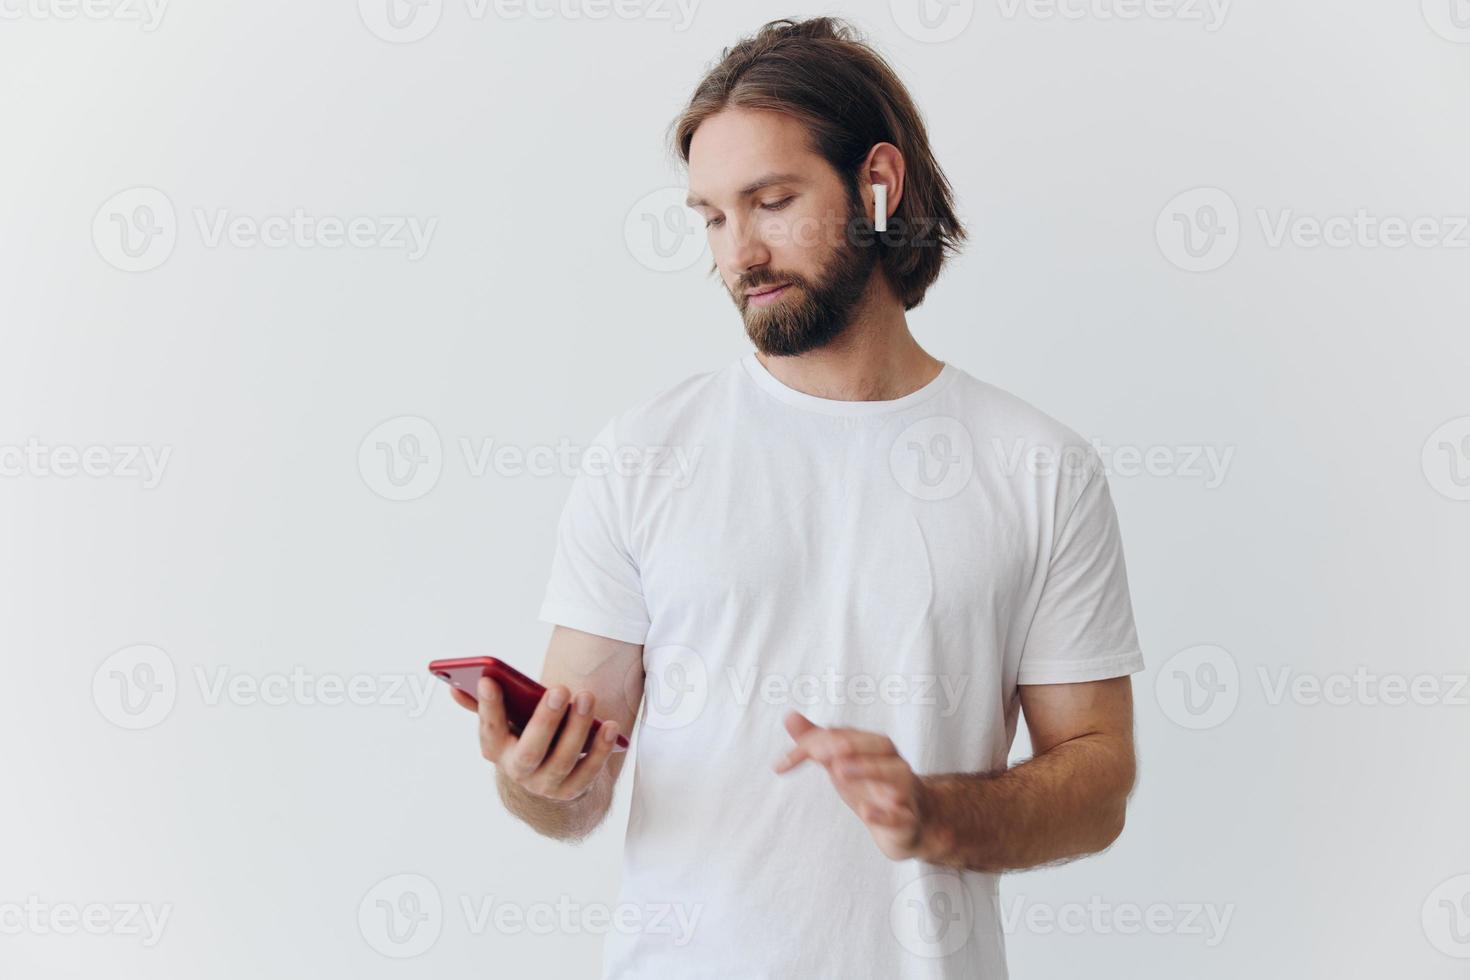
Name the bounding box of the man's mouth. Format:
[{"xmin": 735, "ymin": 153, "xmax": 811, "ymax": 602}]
[{"xmin": 746, "ymin": 283, "xmax": 791, "ymax": 306}]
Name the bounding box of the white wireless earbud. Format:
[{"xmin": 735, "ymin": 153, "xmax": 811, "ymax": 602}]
[{"xmin": 874, "ymin": 183, "xmax": 888, "ymax": 233}]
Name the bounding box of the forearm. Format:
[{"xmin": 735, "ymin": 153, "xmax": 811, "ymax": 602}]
[
  {"xmin": 914, "ymin": 733, "xmax": 1135, "ymax": 872},
  {"xmin": 496, "ymin": 767, "xmax": 615, "ymax": 842}
]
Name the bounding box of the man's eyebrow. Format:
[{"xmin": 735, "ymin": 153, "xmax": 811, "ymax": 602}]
[{"xmin": 686, "ymin": 172, "xmax": 805, "ymax": 209}]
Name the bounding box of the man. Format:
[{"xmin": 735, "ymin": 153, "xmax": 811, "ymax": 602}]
[{"xmin": 450, "ymin": 16, "xmax": 1144, "ymax": 978}]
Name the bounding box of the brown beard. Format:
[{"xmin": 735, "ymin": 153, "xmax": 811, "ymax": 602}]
[{"xmin": 734, "ymin": 188, "xmax": 879, "ymax": 357}]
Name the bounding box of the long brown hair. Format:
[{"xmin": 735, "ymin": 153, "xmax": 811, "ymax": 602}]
[{"xmin": 668, "ymin": 16, "xmax": 967, "ymax": 312}]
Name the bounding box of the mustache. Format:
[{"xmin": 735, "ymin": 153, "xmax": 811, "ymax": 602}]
[{"xmin": 737, "ymin": 273, "xmax": 798, "ymax": 293}]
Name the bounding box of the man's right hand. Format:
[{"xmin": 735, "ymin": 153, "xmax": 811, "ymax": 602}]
[{"xmin": 451, "ymin": 677, "xmax": 622, "ymax": 803}]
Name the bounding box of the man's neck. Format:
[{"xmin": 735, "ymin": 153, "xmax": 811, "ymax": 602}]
[{"xmin": 754, "ymin": 282, "xmax": 943, "ymax": 402}]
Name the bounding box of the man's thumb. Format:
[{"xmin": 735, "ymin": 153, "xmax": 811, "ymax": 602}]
[{"xmin": 783, "ymin": 709, "xmax": 818, "ymax": 739}]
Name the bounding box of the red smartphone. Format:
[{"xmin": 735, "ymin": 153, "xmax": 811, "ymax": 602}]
[{"xmin": 429, "ymin": 657, "xmax": 629, "ymax": 754}]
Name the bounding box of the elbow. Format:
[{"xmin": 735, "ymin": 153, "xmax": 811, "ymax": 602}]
[
  {"xmin": 1091, "ymin": 802, "xmax": 1127, "ymax": 852},
  {"xmin": 1089, "ymin": 763, "xmax": 1135, "ymax": 853},
  {"xmin": 1094, "ymin": 745, "xmax": 1136, "ymax": 850},
  {"xmin": 1087, "ymin": 761, "xmax": 1136, "ymax": 853}
]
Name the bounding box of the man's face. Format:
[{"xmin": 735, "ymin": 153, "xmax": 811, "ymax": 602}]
[{"xmin": 686, "ymin": 109, "xmax": 878, "ymax": 357}]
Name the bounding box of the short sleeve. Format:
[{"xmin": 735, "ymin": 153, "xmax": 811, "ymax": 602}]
[
  {"xmin": 536, "ymin": 418, "xmax": 651, "ymax": 645},
  {"xmin": 1016, "ymin": 455, "xmax": 1144, "ymax": 685}
]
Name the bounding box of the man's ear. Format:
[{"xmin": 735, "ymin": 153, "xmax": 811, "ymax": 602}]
[{"xmin": 862, "ymin": 142, "xmax": 906, "ymax": 225}]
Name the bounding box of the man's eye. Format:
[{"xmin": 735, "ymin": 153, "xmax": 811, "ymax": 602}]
[{"xmin": 703, "ymin": 199, "xmax": 789, "ymax": 228}]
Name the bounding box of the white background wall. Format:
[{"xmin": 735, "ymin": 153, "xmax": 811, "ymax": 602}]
[{"xmin": 2, "ymin": 1, "xmax": 1467, "ymax": 977}]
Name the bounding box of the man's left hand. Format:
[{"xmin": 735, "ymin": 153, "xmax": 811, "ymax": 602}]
[{"xmin": 773, "ymin": 710, "xmax": 931, "ymax": 861}]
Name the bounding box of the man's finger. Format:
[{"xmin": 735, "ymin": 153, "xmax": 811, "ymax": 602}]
[
  {"xmin": 832, "ymin": 754, "xmax": 909, "ymax": 781},
  {"xmin": 540, "ymin": 690, "xmax": 597, "ymax": 782},
  {"xmin": 476, "ymin": 676, "xmax": 514, "ymax": 759},
  {"xmin": 858, "ymin": 802, "xmax": 913, "ymax": 828},
  {"xmin": 450, "ymin": 687, "xmax": 478, "ymax": 712},
  {"xmin": 560, "ymin": 719, "xmax": 620, "ymax": 799},
  {"xmin": 783, "ymin": 710, "xmax": 819, "ymax": 739},
  {"xmin": 836, "ymin": 775, "xmax": 911, "ymax": 810},
  {"xmin": 509, "ymin": 684, "xmax": 572, "ymax": 775},
  {"xmin": 782, "ymin": 728, "xmax": 897, "ymax": 771},
  {"xmin": 773, "ymin": 711, "xmax": 822, "ymax": 772}
]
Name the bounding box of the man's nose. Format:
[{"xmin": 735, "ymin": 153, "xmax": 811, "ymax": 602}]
[{"xmin": 727, "ymin": 215, "xmax": 772, "ymax": 278}]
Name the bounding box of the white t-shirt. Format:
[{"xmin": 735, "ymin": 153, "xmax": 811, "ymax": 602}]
[{"xmin": 538, "ymin": 352, "xmax": 1144, "ymax": 979}]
